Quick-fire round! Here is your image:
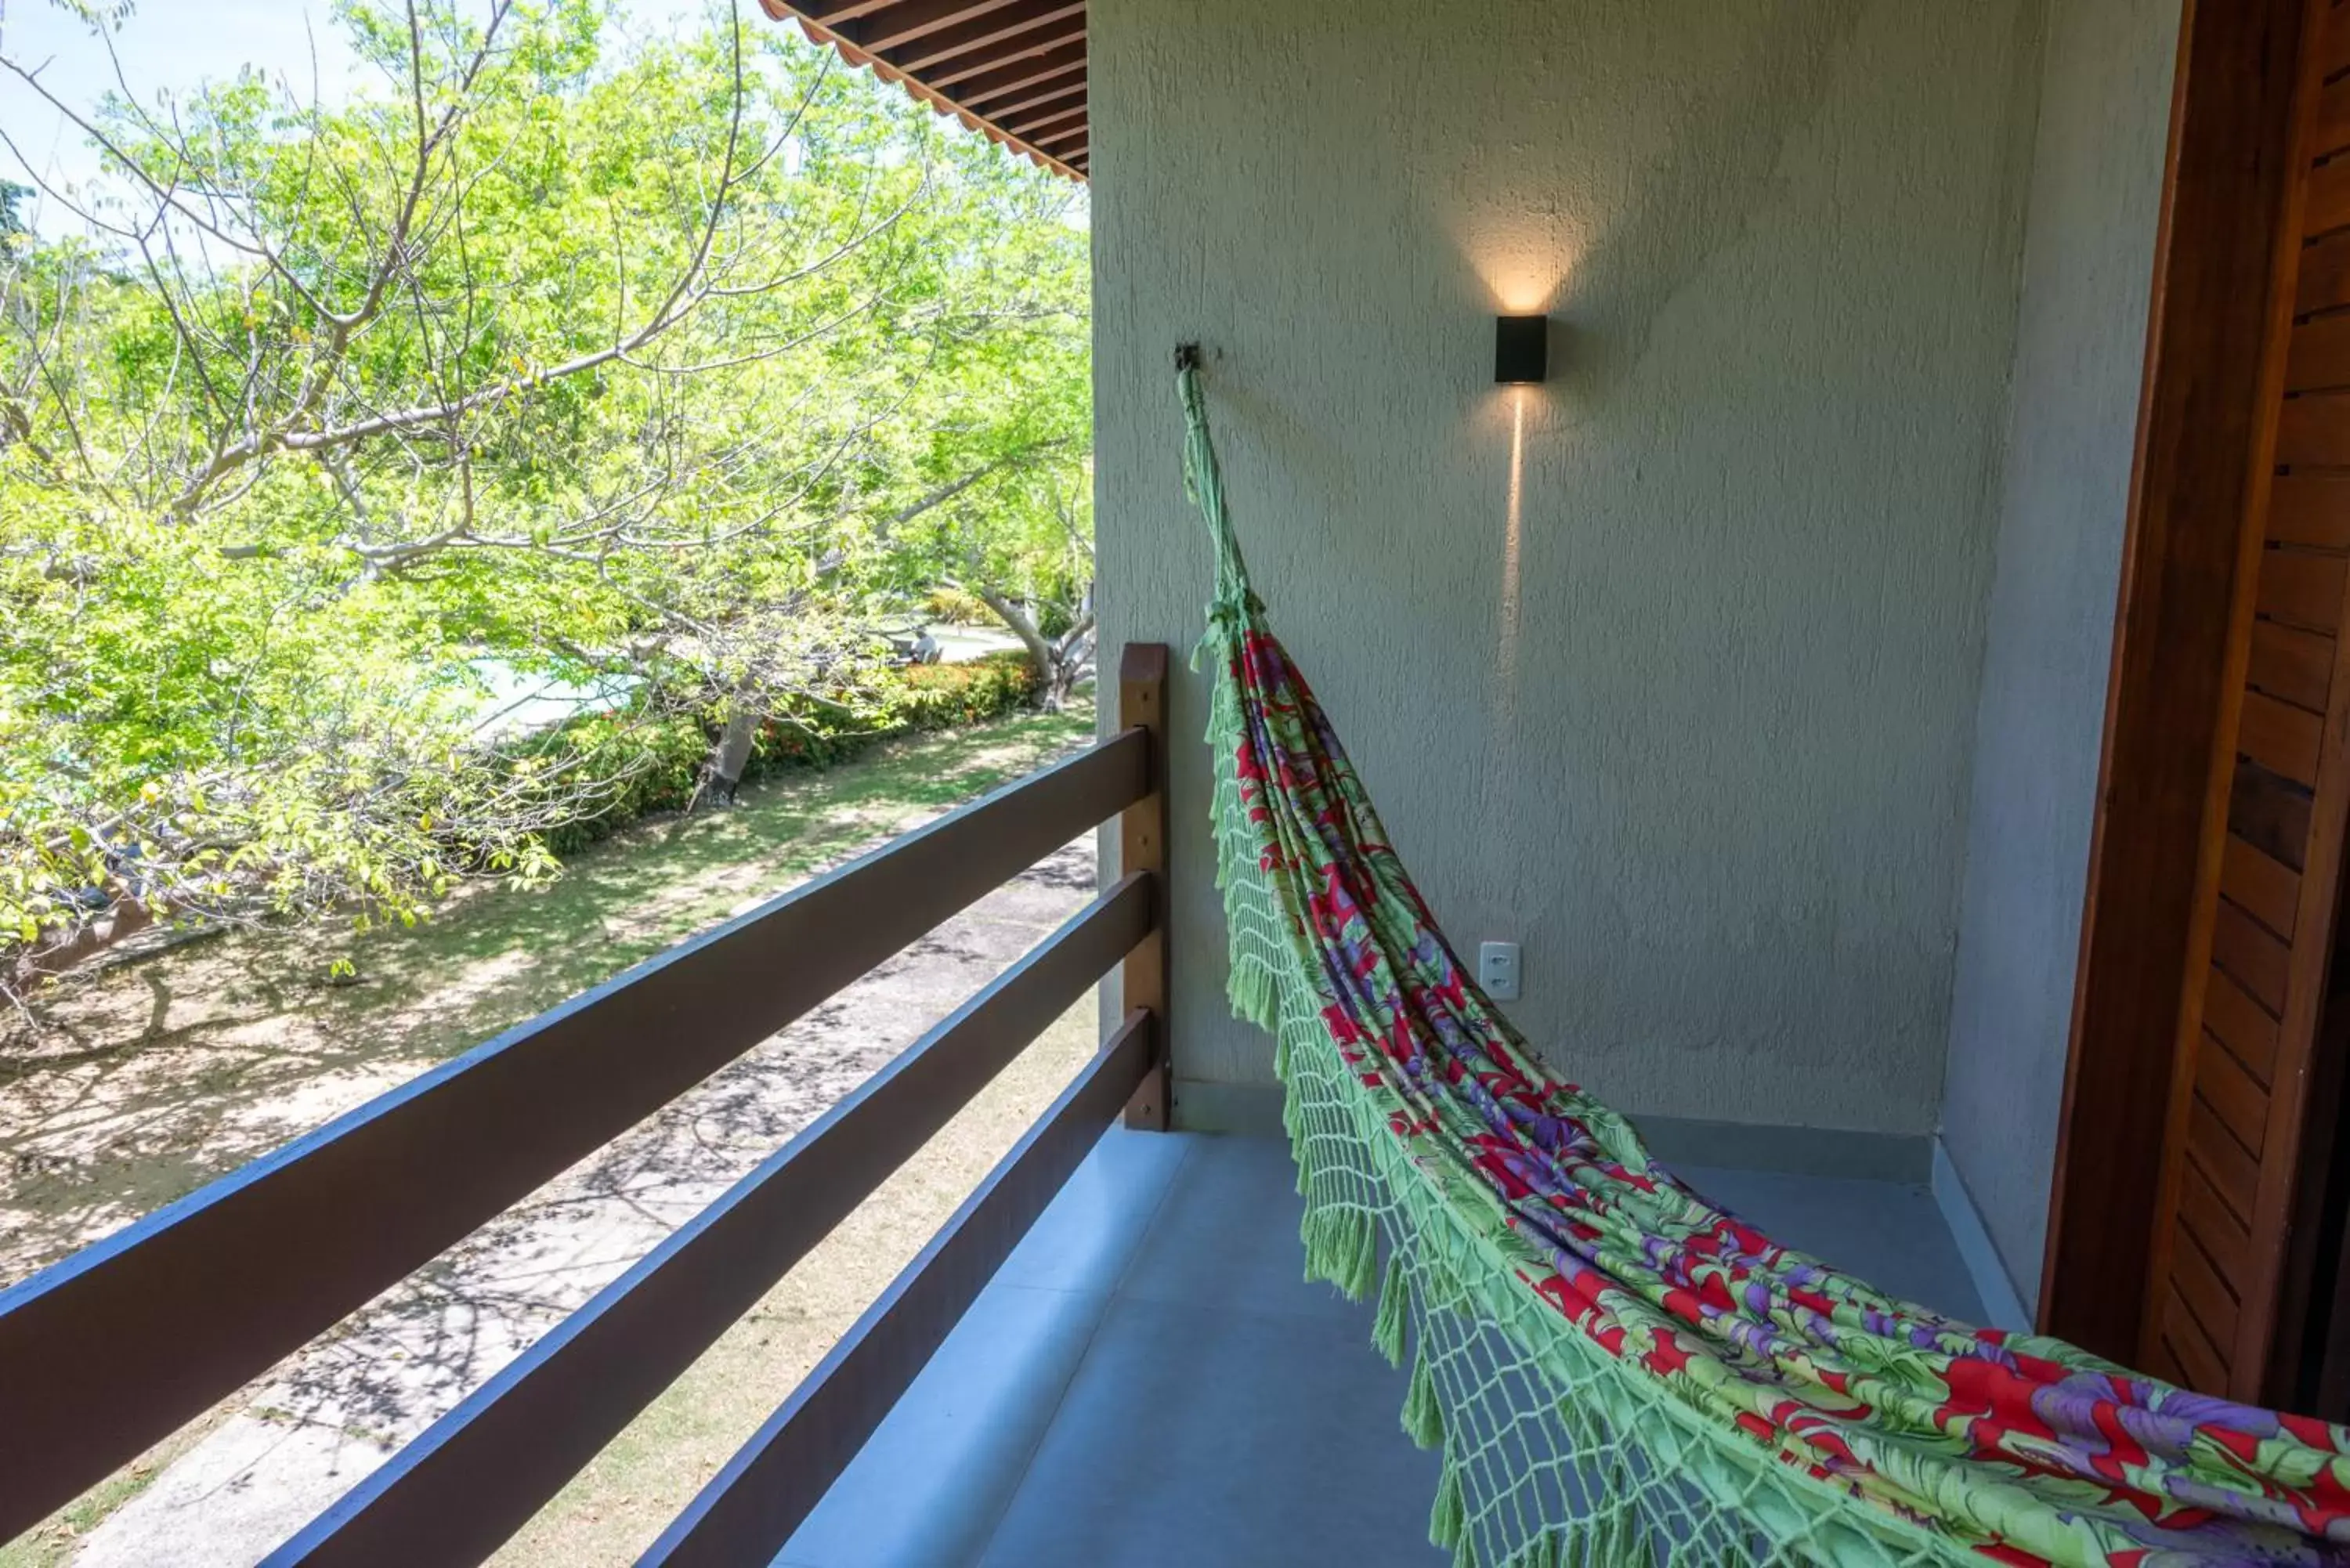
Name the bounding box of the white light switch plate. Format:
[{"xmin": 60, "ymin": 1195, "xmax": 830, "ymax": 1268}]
[{"xmin": 1477, "ymin": 941, "xmax": 1521, "ymax": 1002}]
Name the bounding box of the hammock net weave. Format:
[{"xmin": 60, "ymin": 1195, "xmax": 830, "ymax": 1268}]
[{"xmin": 1173, "ymin": 355, "xmax": 2350, "ymax": 1568}]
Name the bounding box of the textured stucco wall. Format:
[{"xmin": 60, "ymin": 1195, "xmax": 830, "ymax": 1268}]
[
  {"xmin": 1094, "ymin": 0, "xmax": 2044, "ymax": 1133},
  {"xmin": 1940, "ymin": 0, "xmax": 2180, "ymax": 1306}
]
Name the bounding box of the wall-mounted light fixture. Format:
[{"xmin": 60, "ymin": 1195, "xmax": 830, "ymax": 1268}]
[{"xmin": 1495, "ymin": 314, "xmax": 1549, "ymax": 385}]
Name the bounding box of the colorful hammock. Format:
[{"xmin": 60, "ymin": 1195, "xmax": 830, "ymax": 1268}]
[{"xmin": 1173, "ymin": 352, "xmax": 2350, "ymax": 1567}]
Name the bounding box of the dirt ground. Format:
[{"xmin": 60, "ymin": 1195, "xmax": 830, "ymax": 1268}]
[{"xmin": 0, "ymin": 698, "xmax": 1103, "ymax": 1566}]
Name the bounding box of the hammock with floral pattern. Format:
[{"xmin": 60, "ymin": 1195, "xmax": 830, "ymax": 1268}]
[{"xmin": 1173, "ymin": 351, "xmax": 2350, "ymax": 1567}]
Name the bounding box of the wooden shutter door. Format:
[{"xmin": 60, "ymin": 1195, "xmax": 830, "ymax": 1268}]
[{"xmin": 2141, "ymin": 0, "xmax": 2350, "ymax": 1402}]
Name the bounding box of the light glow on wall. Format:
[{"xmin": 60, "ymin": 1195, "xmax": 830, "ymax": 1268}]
[
  {"xmin": 1457, "ymin": 214, "xmax": 1583, "ymax": 319},
  {"xmin": 1488, "ymin": 270, "xmax": 1564, "ymax": 316},
  {"xmin": 1498, "ymin": 385, "xmax": 1528, "ymax": 720}
]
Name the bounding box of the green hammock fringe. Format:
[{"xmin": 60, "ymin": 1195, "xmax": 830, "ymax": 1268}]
[
  {"xmin": 1507, "ymin": 1530, "xmax": 1595, "ymax": 1568},
  {"xmin": 1431, "ymin": 1460, "xmax": 1469, "ymax": 1554},
  {"xmin": 1227, "ymin": 959, "xmax": 1282, "ymax": 1043},
  {"xmin": 1300, "ymin": 1205, "xmax": 1379, "ymax": 1301},
  {"xmin": 1343, "ymin": 1212, "xmax": 1381, "ymax": 1302},
  {"xmin": 1402, "ymin": 1345, "xmax": 1448, "ymax": 1451},
  {"xmin": 1372, "ymin": 1250, "xmax": 1409, "ymax": 1368}
]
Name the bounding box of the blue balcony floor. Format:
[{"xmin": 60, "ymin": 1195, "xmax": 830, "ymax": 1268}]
[{"xmin": 773, "ymin": 1126, "xmax": 1987, "ymax": 1568}]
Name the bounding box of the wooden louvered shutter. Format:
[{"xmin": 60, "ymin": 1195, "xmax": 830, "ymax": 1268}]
[{"xmin": 2141, "ymin": 0, "xmax": 2350, "ymax": 1401}]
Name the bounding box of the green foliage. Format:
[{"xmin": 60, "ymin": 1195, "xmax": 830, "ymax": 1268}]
[
  {"xmin": 888, "ymin": 650, "xmax": 1043, "ymax": 728},
  {"xmin": 521, "ymin": 652, "xmax": 1043, "ymax": 854},
  {"xmin": 0, "ymin": 1, "xmax": 1090, "ymax": 994},
  {"xmin": 0, "ymin": 183, "xmax": 27, "ymax": 258},
  {"xmin": 922, "ymin": 585, "xmax": 994, "ymax": 625},
  {"xmin": 744, "ymin": 651, "xmax": 1042, "ymax": 777}
]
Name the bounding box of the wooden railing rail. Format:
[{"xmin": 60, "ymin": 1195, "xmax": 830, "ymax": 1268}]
[
  {"xmin": 270, "ymin": 877, "xmax": 1153, "ymax": 1566},
  {"xmin": 644, "ymin": 1008, "xmax": 1156, "ymax": 1567},
  {"xmin": 0, "ymin": 644, "xmax": 1170, "ymax": 1552}
]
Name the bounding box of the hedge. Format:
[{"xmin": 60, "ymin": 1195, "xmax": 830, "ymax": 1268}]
[{"xmin": 525, "ymin": 651, "xmax": 1043, "ymax": 854}]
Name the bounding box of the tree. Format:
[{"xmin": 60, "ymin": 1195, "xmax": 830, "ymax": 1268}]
[
  {"xmin": 0, "ymin": 0, "xmax": 1090, "ymax": 1001},
  {"xmin": 938, "ymin": 461, "xmax": 1094, "ymax": 711},
  {"xmin": 0, "ymin": 182, "xmax": 28, "ymax": 257},
  {"xmin": 865, "ymin": 212, "xmax": 1093, "ymax": 707}
]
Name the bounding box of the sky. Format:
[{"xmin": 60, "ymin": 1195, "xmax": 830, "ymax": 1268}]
[
  {"xmin": 0, "ymin": 0, "xmax": 700, "ymax": 237},
  {"xmin": 2, "ymin": 1, "xmax": 364, "ymax": 232}
]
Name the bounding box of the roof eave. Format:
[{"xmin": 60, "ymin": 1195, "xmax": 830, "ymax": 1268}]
[{"xmin": 757, "ymin": 2, "xmax": 1090, "ymax": 184}]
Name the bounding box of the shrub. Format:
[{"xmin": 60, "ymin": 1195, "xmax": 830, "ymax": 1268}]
[
  {"xmin": 501, "ymin": 652, "xmax": 1046, "ymax": 855},
  {"xmin": 889, "ymin": 651, "xmax": 1042, "ymax": 730},
  {"xmin": 508, "ymin": 709, "xmax": 710, "ymax": 856},
  {"xmin": 922, "ymin": 586, "xmax": 994, "ymax": 625},
  {"xmin": 750, "ymin": 651, "xmax": 1040, "ymax": 768}
]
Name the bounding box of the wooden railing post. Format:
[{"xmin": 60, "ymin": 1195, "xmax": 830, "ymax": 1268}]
[{"xmin": 1119, "ymin": 644, "xmax": 1172, "ymax": 1129}]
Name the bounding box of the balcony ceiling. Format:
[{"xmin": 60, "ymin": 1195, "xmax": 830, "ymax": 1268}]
[{"xmin": 757, "ymin": 1, "xmax": 1089, "ymax": 182}]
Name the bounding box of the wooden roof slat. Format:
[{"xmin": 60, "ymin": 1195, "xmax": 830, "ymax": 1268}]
[
  {"xmin": 985, "ymin": 79, "xmax": 1084, "ymax": 128},
  {"xmin": 926, "ymin": 23, "xmax": 1086, "ymax": 92},
  {"xmin": 758, "ymin": 0, "xmax": 1089, "ymax": 184},
  {"xmin": 1011, "ymin": 97, "xmax": 1086, "ymax": 139},
  {"xmin": 953, "ymin": 42, "xmax": 1086, "ymax": 117},
  {"xmin": 895, "ymin": 5, "xmax": 1084, "ymax": 79},
  {"xmin": 793, "ymin": 0, "xmax": 902, "ymax": 23},
  {"xmin": 854, "ymin": 0, "xmax": 1030, "ymax": 52}
]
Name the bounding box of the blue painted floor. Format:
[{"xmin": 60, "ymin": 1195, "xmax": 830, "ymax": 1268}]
[{"xmin": 772, "ymin": 1129, "xmax": 1986, "ymax": 1568}]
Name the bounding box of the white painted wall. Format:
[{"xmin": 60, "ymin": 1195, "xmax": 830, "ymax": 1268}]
[
  {"xmin": 1094, "ymin": 0, "xmax": 2046, "ymax": 1134},
  {"xmin": 1940, "ymin": 0, "xmax": 2182, "ymax": 1309}
]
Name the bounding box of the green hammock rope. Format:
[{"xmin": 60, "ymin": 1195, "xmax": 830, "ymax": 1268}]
[{"xmin": 1174, "ymin": 349, "xmax": 2350, "ymax": 1567}]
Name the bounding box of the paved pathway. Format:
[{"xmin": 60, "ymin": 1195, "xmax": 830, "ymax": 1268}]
[{"xmin": 73, "ymin": 836, "xmax": 1097, "ymax": 1568}]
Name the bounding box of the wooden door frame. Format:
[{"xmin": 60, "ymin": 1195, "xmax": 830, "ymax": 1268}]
[{"xmin": 2041, "ymin": 0, "xmax": 2313, "ymax": 1364}]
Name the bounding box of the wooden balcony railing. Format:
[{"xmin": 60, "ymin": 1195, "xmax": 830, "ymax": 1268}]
[{"xmin": 0, "ymin": 642, "xmax": 1174, "ymax": 1567}]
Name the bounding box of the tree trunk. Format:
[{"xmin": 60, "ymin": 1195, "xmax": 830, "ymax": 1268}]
[
  {"xmin": 973, "ymin": 586, "xmax": 1093, "ymax": 712},
  {"xmin": 700, "ymin": 704, "xmax": 760, "ymax": 807},
  {"xmin": 1036, "ymin": 635, "xmax": 1093, "ymax": 710},
  {"xmin": 13, "ymin": 898, "xmax": 157, "ymax": 989}
]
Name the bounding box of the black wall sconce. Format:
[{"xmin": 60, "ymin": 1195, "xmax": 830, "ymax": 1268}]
[{"xmin": 1495, "ymin": 314, "xmax": 1549, "ymax": 385}]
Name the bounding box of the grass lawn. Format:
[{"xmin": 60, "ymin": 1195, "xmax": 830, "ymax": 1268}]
[{"xmin": 0, "ymin": 692, "xmax": 1098, "ymax": 1566}]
